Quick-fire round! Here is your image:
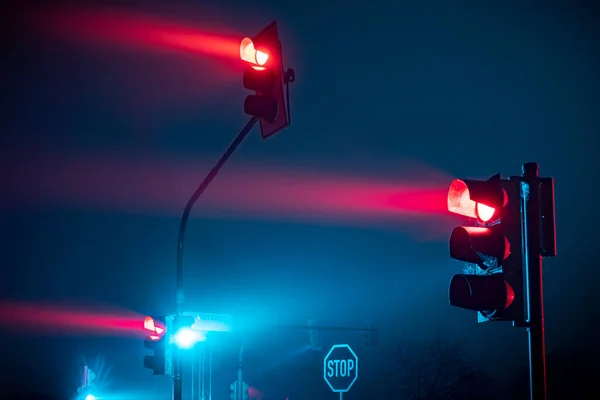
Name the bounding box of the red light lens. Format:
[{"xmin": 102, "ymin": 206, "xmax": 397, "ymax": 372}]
[
  {"xmin": 448, "ymin": 179, "xmax": 498, "ymax": 222},
  {"xmin": 240, "ymin": 37, "xmax": 269, "ymax": 69},
  {"xmin": 504, "ymin": 281, "xmax": 515, "ymax": 309},
  {"xmin": 143, "ymin": 316, "xmax": 164, "ymax": 338},
  {"xmin": 476, "ymin": 202, "xmax": 495, "ymax": 222}
]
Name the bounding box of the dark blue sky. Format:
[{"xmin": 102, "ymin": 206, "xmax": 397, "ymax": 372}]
[{"xmin": 1, "ymin": 0, "xmax": 599, "ymax": 399}]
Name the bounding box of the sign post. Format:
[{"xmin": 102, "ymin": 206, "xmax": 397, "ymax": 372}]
[{"xmin": 323, "ymin": 344, "xmax": 359, "ymax": 399}]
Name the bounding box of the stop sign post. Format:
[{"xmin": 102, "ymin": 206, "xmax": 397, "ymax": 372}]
[{"xmin": 323, "ymin": 344, "xmax": 359, "ymax": 398}]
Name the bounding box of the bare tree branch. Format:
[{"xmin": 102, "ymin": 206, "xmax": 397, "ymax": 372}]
[{"xmin": 392, "ymin": 333, "xmax": 494, "ymax": 400}]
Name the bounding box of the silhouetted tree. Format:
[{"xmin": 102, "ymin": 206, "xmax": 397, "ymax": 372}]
[{"xmin": 392, "ymin": 333, "xmax": 495, "ymax": 400}]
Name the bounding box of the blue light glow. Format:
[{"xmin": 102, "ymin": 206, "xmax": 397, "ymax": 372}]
[{"xmin": 173, "ymin": 327, "xmax": 206, "ymax": 349}]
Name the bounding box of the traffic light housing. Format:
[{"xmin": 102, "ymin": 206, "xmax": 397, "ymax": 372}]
[
  {"xmin": 447, "ymin": 175, "xmax": 525, "ymax": 323},
  {"xmin": 229, "ymin": 382, "xmax": 237, "ymax": 400},
  {"xmin": 242, "ymin": 382, "xmax": 249, "ymax": 400},
  {"xmin": 143, "ymin": 316, "xmax": 168, "ymax": 375},
  {"xmin": 229, "ymin": 381, "xmax": 249, "ymax": 400},
  {"xmin": 240, "ymin": 21, "xmax": 294, "ymax": 139}
]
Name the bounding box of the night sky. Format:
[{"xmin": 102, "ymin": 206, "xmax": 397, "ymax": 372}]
[{"xmin": 1, "ymin": 1, "xmax": 599, "ymax": 399}]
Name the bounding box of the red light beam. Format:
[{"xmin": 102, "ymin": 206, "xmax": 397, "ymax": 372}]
[
  {"xmin": 2, "ymin": 151, "xmax": 456, "ymax": 238},
  {"xmin": 27, "ymin": 6, "xmax": 241, "ymax": 60},
  {"xmin": 0, "ymin": 300, "xmax": 149, "ymax": 337}
]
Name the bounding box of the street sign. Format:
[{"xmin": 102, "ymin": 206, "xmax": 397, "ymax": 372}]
[{"xmin": 323, "ymin": 344, "xmax": 359, "ymax": 394}]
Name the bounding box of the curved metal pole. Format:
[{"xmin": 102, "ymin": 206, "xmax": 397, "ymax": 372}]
[{"xmin": 173, "ymin": 116, "xmax": 259, "ymax": 400}]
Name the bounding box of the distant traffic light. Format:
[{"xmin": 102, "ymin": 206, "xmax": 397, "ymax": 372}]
[
  {"xmin": 143, "ymin": 316, "xmax": 168, "ymax": 375},
  {"xmin": 229, "ymin": 381, "xmax": 248, "ymax": 400},
  {"xmin": 240, "ymin": 21, "xmax": 295, "ymax": 139},
  {"xmin": 229, "ymin": 382, "xmax": 237, "ymax": 400},
  {"xmin": 446, "ymin": 174, "xmax": 525, "ymax": 323},
  {"xmin": 242, "ymin": 382, "xmax": 249, "ymax": 400}
]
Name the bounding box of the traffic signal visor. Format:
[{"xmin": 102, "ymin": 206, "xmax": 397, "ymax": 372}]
[
  {"xmin": 449, "ymin": 226, "xmax": 510, "ymax": 265},
  {"xmin": 144, "ymin": 317, "xmax": 165, "ymax": 340},
  {"xmin": 240, "ymin": 37, "xmax": 269, "ymax": 70},
  {"xmin": 447, "ymin": 178, "xmax": 506, "ymax": 222},
  {"xmin": 449, "ymin": 273, "xmax": 515, "ymax": 312},
  {"xmin": 144, "ymin": 316, "xmax": 164, "ymax": 341}
]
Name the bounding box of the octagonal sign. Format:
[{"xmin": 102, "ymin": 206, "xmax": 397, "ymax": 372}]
[{"xmin": 323, "ymin": 344, "xmax": 359, "ymax": 393}]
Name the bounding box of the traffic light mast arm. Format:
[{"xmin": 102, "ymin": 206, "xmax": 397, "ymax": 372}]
[
  {"xmin": 175, "ymin": 116, "xmax": 259, "ymax": 313},
  {"xmin": 173, "ymin": 116, "xmax": 258, "ymax": 400},
  {"xmin": 262, "ymin": 323, "xmax": 376, "ymax": 333}
]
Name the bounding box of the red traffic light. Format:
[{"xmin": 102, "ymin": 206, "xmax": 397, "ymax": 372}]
[
  {"xmin": 240, "ymin": 21, "xmax": 291, "ymax": 139},
  {"xmin": 447, "ymin": 177, "xmax": 506, "ymax": 222},
  {"xmin": 240, "ymin": 37, "xmax": 269, "ymax": 69},
  {"xmin": 144, "ymin": 316, "xmax": 165, "ymax": 340},
  {"xmin": 447, "ymin": 174, "xmax": 526, "ymax": 323}
]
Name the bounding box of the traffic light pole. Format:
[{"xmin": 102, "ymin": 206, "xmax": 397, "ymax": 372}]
[
  {"xmin": 192, "ymin": 347, "xmax": 200, "ymax": 400},
  {"xmin": 173, "ymin": 116, "xmax": 259, "ymax": 400},
  {"xmin": 238, "ymin": 339, "xmax": 246, "ymax": 395},
  {"xmin": 522, "ymin": 162, "xmax": 547, "ymax": 400}
]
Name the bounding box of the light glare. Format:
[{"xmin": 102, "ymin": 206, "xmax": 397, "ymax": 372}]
[
  {"xmin": 240, "ymin": 37, "xmax": 269, "ymax": 67},
  {"xmin": 256, "ymin": 50, "xmax": 269, "ymax": 65},
  {"xmin": 476, "ymin": 202, "xmax": 495, "ymax": 222},
  {"xmin": 174, "ymin": 327, "xmax": 205, "ymax": 349}
]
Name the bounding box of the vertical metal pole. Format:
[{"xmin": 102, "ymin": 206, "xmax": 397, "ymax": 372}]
[
  {"xmin": 208, "ymin": 345, "xmax": 212, "ymax": 400},
  {"xmin": 237, "ymin": 340, "xmax": 246, "ymax": 400},
  {"xmin": 201, "ymin": 346, "xmax": 206, "ymax": 400},
  {"xmin": 174, "ymin": 347, "xmax": 182, "ymax": 400},
  {"xmin": 236, "ymin": 368, "xmax": 243, "ymax": 400},
  {"xmin": 192, "ymin": 347, "xmax": 200, "ymax": 400},
  {"xmin": 522, "ymin": 162, "xmax": 547, "ymax": 400}
]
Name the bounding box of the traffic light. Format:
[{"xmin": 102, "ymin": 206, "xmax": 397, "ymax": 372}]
[
  {"xmin": 229, "ymin": 382, "xmax": 237, "ymax": 400},
  {"xmin": 447, "ymin": 163, "xmax": 557, "ymax": 399},
  {"xmin": 446, "ymin": 174, "xmax": 525, "ymax": 323},
  {"xmin": 229, "ymin": 381, "xmax": 248, "ymax": 400},
  {"xmin": 143, "ymin": 316, "xmax": 168, "ymax": 375},
  {"xmin": 242, "ymin": 382, "xmax": 249, "ymax": 400},
  {"xmin": 240, "ymin": 21, "xmax": 295, "ymax": 139}
]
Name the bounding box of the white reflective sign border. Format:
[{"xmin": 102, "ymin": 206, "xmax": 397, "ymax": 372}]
[{"xmin": 323, "ymin": 344, "xmax": 359, "ymax": 393}]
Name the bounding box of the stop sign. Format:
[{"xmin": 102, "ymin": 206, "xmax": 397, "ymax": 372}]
[{"xmin": 323, "ymin": 344, "xmax": 359, "ymax": 393}]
